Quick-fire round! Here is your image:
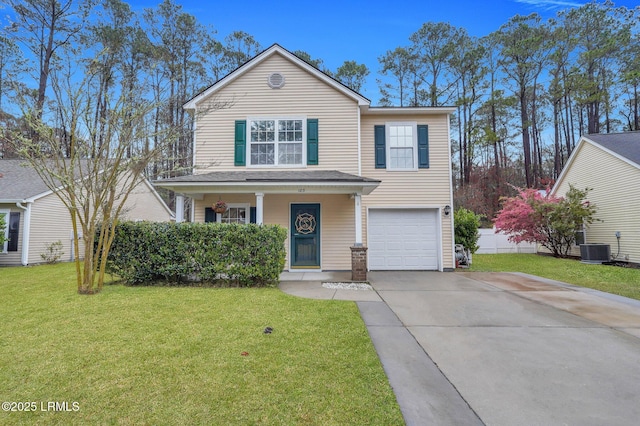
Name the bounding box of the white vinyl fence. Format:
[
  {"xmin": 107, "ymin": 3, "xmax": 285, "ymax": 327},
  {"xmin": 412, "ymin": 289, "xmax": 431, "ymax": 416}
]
[{"xmin": 477, "ymin": 227, "xmax": 536, "ymax": 254}]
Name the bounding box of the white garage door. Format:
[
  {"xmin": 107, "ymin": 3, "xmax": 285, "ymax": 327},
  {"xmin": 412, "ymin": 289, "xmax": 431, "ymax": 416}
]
[{"xmin": 368, "ymin": 209, "xmax": 439, "ymax": 270}]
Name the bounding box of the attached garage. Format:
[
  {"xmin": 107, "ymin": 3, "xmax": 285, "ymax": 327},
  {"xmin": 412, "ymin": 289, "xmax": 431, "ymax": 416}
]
[{"xmin": 367, "ymin": 208, "xmax": 440, "ymax": 270}]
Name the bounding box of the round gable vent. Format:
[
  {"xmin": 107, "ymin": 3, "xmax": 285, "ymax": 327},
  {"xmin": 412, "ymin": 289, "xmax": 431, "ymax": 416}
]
[{"xmin": 267, "ymin": 72, "xmax": 285, "ymax": 89}]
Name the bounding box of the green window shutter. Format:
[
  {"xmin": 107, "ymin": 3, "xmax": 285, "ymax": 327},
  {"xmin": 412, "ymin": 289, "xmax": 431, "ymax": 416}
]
[
  {"xmin": 307, "ymin": 119, "xmax": 318, "ymax": 165},
  {"xmin": 374, "ymin": 125, "xmax": 386, "ymax": 168},
  {"xmin": 204, "ymin": 208, "xmax": 216, "ymax": 223},
  {"xmin": 234, "ymin": 120, "xmax": 246, "ymax": 166},
  {"xmin": 417, "ymin": 124, "xmax": 429, "ymax": 169}
]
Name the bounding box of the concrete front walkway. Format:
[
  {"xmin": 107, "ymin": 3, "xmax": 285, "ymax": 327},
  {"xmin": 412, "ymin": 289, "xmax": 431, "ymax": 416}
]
[{"xmin": 279, "ymin": 271, "xmax": 640, "ymax": 426}]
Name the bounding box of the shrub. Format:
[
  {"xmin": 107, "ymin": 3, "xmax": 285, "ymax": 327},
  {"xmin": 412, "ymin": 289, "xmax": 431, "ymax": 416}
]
[
  {"xmin": 454, "ymin": 208, "xmax": 482, "ymax": 254},
  {"xmin": 103, "ymin": 222, "xmax": 287, "ymax": 287},
  {"xmin": 41, "ymin": 240, "xmax": 65, "ymax": 264}
]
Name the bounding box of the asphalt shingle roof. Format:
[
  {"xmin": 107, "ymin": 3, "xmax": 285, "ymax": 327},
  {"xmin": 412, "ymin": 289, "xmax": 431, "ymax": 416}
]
[
  {"xmin": 155, "ymin": 170, "xmax": 380, "ymax": 184},
  {"xmin": 0, "ymin": 159, "xmax": 51, "ymax": 201},
  {"xmin": 585, "ymin": 131, "xmax": 640, "ymax": 167}
]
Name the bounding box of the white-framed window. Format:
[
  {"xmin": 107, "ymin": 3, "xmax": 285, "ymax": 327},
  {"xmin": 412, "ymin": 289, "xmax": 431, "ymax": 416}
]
[
  {"xmin": 217, "ymin": 204, "xmax": 250, "ymax": 224},
  {"xmin": 574, "ymin": 224, "xmax": 586, "ymax": 246},
  {"xmin": 387, "ymin": 122, "xmax": 417, "ymax": 170},
  {"xmin": 0, "ymin": 209, "xmax": 9, "ymax": 253},
  {"xmin": 248, "ymin": 117, "xmax": 305, "ymax": 167}
]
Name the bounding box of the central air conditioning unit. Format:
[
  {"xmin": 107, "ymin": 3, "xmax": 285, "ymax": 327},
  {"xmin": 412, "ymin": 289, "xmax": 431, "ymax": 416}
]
[{"xmin": 579, "ymin": 244, "xmax": 611, "ymax": 264}]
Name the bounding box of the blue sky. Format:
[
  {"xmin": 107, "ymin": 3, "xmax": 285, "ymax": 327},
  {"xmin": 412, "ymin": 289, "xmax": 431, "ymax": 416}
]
[
  {"xmin": 27, "ymin": 0, "xmax": 639, "ymax": 105},
  {"xmin": 149, "ymin": 0, "xmax": 634, "ymax": 102}
]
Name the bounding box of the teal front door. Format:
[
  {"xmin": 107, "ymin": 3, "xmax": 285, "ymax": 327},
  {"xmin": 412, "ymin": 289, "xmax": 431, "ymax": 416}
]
[{"xmin": 291, "ymin": 203, "xmax": 320, "ymax": 268}]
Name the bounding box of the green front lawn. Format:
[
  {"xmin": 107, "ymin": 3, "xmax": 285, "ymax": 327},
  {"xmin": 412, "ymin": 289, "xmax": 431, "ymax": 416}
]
[
  {"xmin": 0, "ymin": 263, "xmax": 403, "ymax": 425},
  {"xmin": 469, "ymin": 253, "xmax": 640, "ymax": 301}
]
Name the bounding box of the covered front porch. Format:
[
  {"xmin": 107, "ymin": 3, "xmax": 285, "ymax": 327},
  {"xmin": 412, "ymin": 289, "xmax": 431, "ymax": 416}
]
[{"xmin": 154, "ymin": 170, "xmax": 380, "ymax": 272}]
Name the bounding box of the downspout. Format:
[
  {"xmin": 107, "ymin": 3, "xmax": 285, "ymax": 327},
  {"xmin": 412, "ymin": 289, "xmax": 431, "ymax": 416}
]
[
  {"xmin": 16, "ymin": 201, "xmax": 32, "ymax": 266},
  {"xmin": 446, "ymin": 114, "xmax": 456, "ymax": 272},
  {"xmin": 357, "ymin": 107, "xmax": 362, "ymax": 176},
  {"xmin": 190, "ymin": 108, "xmax": 197, "ymax": 225},
  {"xmin": 191, "ymin": 107, "xmax": 197, "ymax": 171}
]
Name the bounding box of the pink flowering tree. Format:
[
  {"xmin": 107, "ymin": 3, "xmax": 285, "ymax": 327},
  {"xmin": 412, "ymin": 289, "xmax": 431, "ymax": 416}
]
[{"xmin": 494, "ymin": 185, "xmax": 597, "ymax": 257}]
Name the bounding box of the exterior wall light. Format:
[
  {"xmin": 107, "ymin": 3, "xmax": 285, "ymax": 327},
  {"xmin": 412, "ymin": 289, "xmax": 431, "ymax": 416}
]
[{"xmin": 444, "ymin": 205, "xmax": 451, "ymax": 216}]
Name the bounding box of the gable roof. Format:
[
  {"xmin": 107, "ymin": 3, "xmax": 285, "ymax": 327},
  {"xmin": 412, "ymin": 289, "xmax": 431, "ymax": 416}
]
[
  {"xmin": 552, "ymin": 131, "xmax": 640, "ymax": 195},
  {"xmin": 0, "ymin": 160, "xmax": 174, "ymax": 218},
  {"xmin": 184, "ymin": 44, "xmax": 371, "ymax": 110},
  {"xmin": 0, "ymin": 159, "xmax": 52, "ymax": 202},
  {"xmin": 583, "ymin": 132, "xmax": 640, "ymax": 167}
]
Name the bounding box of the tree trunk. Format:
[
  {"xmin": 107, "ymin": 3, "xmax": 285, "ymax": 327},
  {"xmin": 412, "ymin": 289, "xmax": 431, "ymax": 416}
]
[
  {"xmin": 457, "ymin": 105, "xmax": 464, "ymax": 187},
  {"xmin": 553, "ymin": 99, "xmax": 562, "ymax": 178},
  {"xmin": 635, "ymin": 84, "xmax": 639, "ymax": 131},
  {"xmin": 491, "ymin": 101, "xmax": 501, "ymax": 188},
  {"xmin": 520, "ymin": 91, "xmax": 532, "ymax": 188}
]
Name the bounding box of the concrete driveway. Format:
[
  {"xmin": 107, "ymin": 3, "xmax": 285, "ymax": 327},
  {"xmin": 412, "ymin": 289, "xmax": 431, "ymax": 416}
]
[{"xmin": 280, "ymin": 271, "xmax": 640, "ymax": 425}]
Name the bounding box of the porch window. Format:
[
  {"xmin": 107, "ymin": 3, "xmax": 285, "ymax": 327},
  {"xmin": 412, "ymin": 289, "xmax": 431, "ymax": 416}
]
[
  {"xmin": 220, "ymin": 206, "xmax": 248, "ymax": 224},
  {"xmin": 205, "ymin": 204, "xmax": 250, "ymax": 224},
  {"xmin": 249, "ymin": 118, "xmax": 304, "ymax": 166}
]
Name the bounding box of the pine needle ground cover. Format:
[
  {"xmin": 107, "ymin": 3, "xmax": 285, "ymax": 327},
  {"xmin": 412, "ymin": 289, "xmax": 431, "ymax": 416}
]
[
  {"xmin": 469, "ymin": 253, "xmax": 640, "ymax": 301},
  {"xmin": 0, "ymin": 263, "xmax": 403, "ymax": 425}
]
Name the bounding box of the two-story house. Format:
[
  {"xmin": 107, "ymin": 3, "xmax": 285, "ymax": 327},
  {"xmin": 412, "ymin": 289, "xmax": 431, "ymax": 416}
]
[{"xmin": 155, "ymin": 44, "xmax": 455, "ymax": 273}]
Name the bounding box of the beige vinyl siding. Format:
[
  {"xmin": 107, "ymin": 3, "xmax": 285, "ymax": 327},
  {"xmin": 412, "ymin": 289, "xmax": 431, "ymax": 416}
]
[
  {"xmin": 360, "ymin": 114, "xmax": 455, "ymax": 269},
  {"xmin": 0, "ymin": 204, "xmax": 24, "ymax": 266},
  {"xmin": 195, "ymin": 193, "xmax": 354, "ymax": 270},
  {"xmin": 26, "ymin": 178, "xmax": 170, "ymax": 265},
  {"xmin": 27, "ymin": 193, "xmax": 76, "ymax": 265},
  {"xmin": 553, "ymin": 141, "xmax": 640, "ymax": 263},
  {"xmin": 193, "ymin": 53, "xmax": 360, "ymax": 175},
  {"xmin": 1, "ymin": 178, "xmax": 171, "ymax": 267},
  {"xmin": 120, "ymin": 180, "xmax": 173, "ymax": 222}
]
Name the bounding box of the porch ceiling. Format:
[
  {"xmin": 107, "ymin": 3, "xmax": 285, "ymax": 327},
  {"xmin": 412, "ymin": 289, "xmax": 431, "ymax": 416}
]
[{"xmin": 153, "ymin": 170, "xmax": 381, "ymax": 196}]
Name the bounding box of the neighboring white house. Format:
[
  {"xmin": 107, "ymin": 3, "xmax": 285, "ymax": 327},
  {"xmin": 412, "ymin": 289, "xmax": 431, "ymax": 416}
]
[
  {"xmin": 0, "ymin": 160, "xmax": 174, "ymax": 266},
  {"xmin": 551, "ymin": 132, "xmax": 640, "ymax": 265}
]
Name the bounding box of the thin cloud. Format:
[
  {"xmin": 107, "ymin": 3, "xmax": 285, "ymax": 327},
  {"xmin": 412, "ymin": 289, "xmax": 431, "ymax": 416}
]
[{"xmin": 514, "ymin": 0, "xmax": 584, "ymax": 10}]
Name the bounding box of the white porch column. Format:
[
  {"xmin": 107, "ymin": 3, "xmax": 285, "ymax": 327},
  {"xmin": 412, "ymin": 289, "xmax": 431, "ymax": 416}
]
[
  {"xmin": 175, "ymin": 195, "xmax": 185, "ymax": 223},
  {"xmin": 255, "ymin": 192, "xmax": 264, "ymax": 225},
  {"xmin": 354, "ymin": 193, "xmax": 363, "ymax": 246}
]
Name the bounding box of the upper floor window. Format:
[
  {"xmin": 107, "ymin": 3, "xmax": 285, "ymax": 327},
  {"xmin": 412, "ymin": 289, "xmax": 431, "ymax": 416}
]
[
  {"xmin": 388, "ymin": 124, "xmax": 416, "ymax": 169},
  {"xmin": 249, "ymin": 118, "xmax": 304, "ymax": 166},
  {"xmin": 375, "ymin": 122, "xmax": 428, "ymax": 171},
  {"xmin": 387, "ymin": 122, "xmax": 417, "ymax": 170}
]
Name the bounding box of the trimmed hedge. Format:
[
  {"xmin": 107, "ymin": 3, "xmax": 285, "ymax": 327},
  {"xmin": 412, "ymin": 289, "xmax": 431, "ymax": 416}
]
[{"xmin": 104, "ymin": 222, "xmax": 287, "ymax": 287}]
